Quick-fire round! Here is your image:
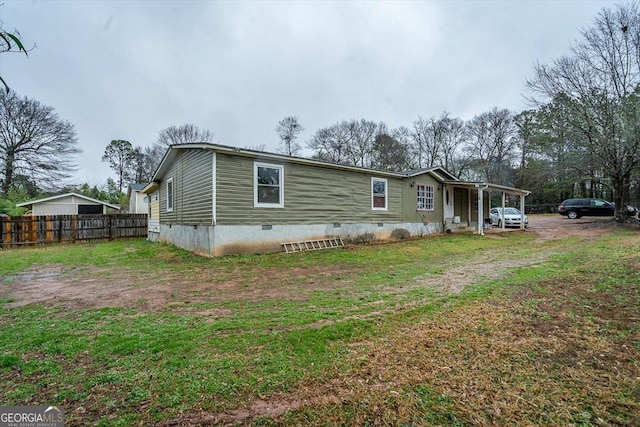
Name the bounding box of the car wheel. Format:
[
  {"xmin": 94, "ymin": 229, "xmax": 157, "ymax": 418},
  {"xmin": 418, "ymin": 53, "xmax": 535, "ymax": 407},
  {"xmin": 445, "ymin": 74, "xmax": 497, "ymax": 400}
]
[{"xmin": 567, "ymin": 211, "xmax": 579, "ymax": 219}]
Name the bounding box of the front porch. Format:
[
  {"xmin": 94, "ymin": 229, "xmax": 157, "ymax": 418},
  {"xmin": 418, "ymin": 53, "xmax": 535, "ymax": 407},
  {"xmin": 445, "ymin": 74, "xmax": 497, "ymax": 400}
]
[{"xmin": 442, "ymin": 181, "xmax": 531, "ymax": 235}]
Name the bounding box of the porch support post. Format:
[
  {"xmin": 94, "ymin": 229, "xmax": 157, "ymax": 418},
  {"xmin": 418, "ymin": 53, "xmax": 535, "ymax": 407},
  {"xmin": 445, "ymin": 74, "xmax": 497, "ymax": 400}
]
[
  {"xmin": 520, "ymin": 193, "xmax": 526, "ymax": 230},
  {"xmin": 442, "ymin": 185, "xmax": 447, "ymax": 233},
  {"xmin": 477, "ymin": 186, "xmax": 484, "ymax": 235},
  {"xmin": 501, "ymin": 192, "xmax": 506, "ymax": 230},
  {"xmin": 467, "ymin": 188, "xmax": 471, "ymax": 227}
]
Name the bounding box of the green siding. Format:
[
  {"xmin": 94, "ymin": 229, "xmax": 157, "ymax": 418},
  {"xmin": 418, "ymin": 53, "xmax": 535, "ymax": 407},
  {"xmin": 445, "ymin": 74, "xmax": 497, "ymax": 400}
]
[
  {"xmin": 401, "ymin": 174, "xmax": 443, "ymax": 224},
  {"xmin": 159, "ymin": 149, "xmax": 213, "ymax": 224},
  {"xmin": 216, "ymin": 153, "xmax": 404, "ymax": 225},
  {"xmin": 157, "ymin": 149, "xmax": 453, "ymax": 227}
]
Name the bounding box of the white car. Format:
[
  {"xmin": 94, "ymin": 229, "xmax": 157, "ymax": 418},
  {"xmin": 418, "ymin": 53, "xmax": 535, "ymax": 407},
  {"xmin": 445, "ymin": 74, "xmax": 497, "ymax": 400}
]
[{"xmin": 490, "ymin": 207, "xmax": 528, "ymax": 228}]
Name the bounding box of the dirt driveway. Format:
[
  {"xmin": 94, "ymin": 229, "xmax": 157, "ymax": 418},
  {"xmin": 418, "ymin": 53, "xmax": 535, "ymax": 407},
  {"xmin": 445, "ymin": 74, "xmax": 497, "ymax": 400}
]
[
  {"xmin": 490, "ymin": 213, "xmax": 617, "ymax": 240},
  {"xmin": 0, "ymin": 215, "xmax": 623, "ymax": 311}
]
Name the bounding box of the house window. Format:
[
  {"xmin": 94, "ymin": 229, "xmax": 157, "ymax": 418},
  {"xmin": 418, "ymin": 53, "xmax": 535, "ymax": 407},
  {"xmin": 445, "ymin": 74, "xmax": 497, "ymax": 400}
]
[
  {"xmin": 416, "ymin": 184, "xmax": 434, "ymax": 211},
  {"xmin": 371, "ymin": 177, "xmax": 387, "ymax": 210},
  {"xmin": 254, "ymin": 162, "xmax": 284, "ymax": 208},
  {"xmin": 167, "ymin": 178, "xmax": 174, "ymax": 212}
]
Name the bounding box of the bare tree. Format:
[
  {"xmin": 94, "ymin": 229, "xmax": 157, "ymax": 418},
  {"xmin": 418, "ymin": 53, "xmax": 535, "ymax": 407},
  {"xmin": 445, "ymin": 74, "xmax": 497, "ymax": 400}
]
[
  {"xmin": 275, "ymin": 116, "xmax": 304, "ymax": 156},
  {"xmin": 307, "ymin": 121, "xmax": 355, "ymax": 165},
  {"xmin": 140, "ymin": 144, "xmax": 165, "ymax": 179},
  {"xmin": 347, "ymin": 119, "xmax": 378, "ymax": 167},
  {"xmin": 438, "ymin": 114, "xmax": 467, "ymax": 172},
  {"xmin": 465, "ymin": 107, "xmax": 518, "ymax": 185},
  {"xmin": 0, "ymin": 92, "xmax": 80, "ymax": 196},
  {"xmin": 149, "ymin": 123, "xmax": 216, "ymax": 179},
  {"xmin": 308, "ymin": 119, "xmax": 416, "ymax": 170},
  {"xmin": 156, "ymin": 123, "xmax": 215, "ymax": 147},
  {"xmin": 526, "ymin": 2, "xmax": 640, "ymax": 218},
  {"xmin": 411, "ymin": 116, "xmax": 435, "ymax": 168},
  {"xmin": 410, "ymin": 112, "xmax": 467, "ymax": 170},
  {"xmin": 307, "ymin": 119, "xmax": 382, "ymax": 167},
  {"xmin": 128, "ymin": 145, "xmax": 160, "ymax": 184}
]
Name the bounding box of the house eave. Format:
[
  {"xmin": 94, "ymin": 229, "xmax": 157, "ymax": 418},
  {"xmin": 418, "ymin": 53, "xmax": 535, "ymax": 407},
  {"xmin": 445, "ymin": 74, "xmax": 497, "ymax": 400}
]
[
  {"xmin": 141, "ymin": 182, "xmax": 159, "ymax": 194},
  {"xmin": 444, "ymin": 180, "xmax": 531, "ymax": 196},
  {"xmin": 405, "ymin": 167, "xmax": 459, "ymax": 182}
]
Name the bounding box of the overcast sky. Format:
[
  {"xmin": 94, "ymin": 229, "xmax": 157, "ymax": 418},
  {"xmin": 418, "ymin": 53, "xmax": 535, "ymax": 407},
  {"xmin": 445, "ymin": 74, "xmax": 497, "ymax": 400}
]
[{"xmin": 1, "ymin": 0, "xmax": 615, "ymax": 187}]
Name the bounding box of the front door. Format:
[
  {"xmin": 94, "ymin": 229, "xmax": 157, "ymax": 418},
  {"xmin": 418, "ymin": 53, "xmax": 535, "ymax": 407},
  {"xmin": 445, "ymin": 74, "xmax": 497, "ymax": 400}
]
[
  {"xmin": 454, "ymin": 187, "xmax": 468, "ymax": 222},
  {"xmin": 444, "ymin": 186, "xmax": 454, "ymax": 219}
]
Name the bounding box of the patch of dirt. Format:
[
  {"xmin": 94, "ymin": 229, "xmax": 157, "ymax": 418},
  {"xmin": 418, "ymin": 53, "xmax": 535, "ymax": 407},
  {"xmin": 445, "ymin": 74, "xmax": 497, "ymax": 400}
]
[
  {"xmin": 524, "ymin": 214, "xmax": 622, "ymax": 241},
  {"xmin": 160, "ymin": 395, "xmax": 344, "ymax": 427},
  {"xmin": 0, "ymin": 263, "xmax": 358, "ymax": 312}
]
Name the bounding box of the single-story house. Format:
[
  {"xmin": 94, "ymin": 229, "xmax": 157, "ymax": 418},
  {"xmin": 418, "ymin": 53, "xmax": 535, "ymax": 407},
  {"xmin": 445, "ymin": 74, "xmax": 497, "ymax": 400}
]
[
  {"xmin": 143, "ymin": 143, "xmax": 530, "ymax": 256},
  {"xmin": 17, "ymin": 193, "xmax": 121, "ymax": 215},
  {"xmin": 127, "ymin": 183, "xmax": 149, "ymax": 214}
]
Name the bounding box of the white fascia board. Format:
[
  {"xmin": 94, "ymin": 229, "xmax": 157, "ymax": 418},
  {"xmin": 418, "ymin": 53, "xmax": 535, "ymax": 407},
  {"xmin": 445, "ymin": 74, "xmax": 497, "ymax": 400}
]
[{"xmin": 17, "ymin": 192, "xmax": 120, "ymax": 209}]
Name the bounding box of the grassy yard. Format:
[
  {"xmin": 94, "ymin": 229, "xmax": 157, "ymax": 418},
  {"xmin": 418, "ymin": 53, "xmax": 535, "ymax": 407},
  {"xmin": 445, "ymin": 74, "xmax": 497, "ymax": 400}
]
[{"xmin": 0, "ymin": 225, "xmax": 639, "ymax": 426}]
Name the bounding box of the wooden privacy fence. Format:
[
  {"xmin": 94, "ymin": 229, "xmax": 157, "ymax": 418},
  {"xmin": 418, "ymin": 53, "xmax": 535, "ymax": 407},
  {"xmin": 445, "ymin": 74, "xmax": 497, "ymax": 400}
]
[{"xmin": 0, "ymin": 214, "xmax": 148, "ymax": 248}]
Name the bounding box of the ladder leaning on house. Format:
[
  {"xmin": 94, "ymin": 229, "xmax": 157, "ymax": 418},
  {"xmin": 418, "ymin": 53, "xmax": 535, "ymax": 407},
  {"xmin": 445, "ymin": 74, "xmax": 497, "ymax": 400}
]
[{"xmin": 282, "ymin": 237, "xmax": 345, "ymax": 253}]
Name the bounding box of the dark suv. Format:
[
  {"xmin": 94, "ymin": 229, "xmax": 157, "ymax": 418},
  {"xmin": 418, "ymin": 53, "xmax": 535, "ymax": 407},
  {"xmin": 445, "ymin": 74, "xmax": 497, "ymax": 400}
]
[{"xmin": 558, "ymin": 198, "xmax": 615, "ymax": 219}]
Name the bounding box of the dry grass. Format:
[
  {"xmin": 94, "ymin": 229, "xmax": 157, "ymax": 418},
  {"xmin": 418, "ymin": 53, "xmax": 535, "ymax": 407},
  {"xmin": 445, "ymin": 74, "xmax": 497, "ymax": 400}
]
[
  {"xmin": 254, "ymin": 262, "xmax": 640, "ymax": 426},
  {"xmin": 161, "ymin": 270, "xmax": 640, "ymax": 426}
]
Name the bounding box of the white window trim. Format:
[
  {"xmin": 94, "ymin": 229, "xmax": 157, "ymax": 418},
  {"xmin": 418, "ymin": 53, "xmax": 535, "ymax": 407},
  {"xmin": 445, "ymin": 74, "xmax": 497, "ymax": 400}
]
[
  {"xmin": 371, "ymin": 177, "xmax": 388, "ymax": 211},
  {"xmin": 254, "ymin": 162, "xmax": 284, "ymax": 208},
  {"xmin": 166, "ymin": 177, "xmax": 174, "ymax": 212},
  {"xmin": 416, "ymin": 183, "xmax": 435, "ymax": 211}
]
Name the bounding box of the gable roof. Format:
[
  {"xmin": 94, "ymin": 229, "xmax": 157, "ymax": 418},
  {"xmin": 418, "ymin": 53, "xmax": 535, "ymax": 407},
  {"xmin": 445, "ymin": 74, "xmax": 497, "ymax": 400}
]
[
  {"xmin": 127, "ymin": 183, "xmax": 149, "ymax": 197},
  {"xmin": 150, "ymin": 142, "xmax": 461, "ymax": 183},
  {"xmin": 17, "ymin": 192, "xmax": 121, "ymax": 210},
  {"xmin": 404, "ymin": 167, "xmax": 459, "ymax": 181}
]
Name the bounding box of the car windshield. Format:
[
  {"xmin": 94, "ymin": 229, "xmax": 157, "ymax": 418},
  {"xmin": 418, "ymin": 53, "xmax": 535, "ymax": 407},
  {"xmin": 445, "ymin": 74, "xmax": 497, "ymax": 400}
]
[{"xmin": 503, "ymin": 208, "xmax": 521, "ymax": 215}]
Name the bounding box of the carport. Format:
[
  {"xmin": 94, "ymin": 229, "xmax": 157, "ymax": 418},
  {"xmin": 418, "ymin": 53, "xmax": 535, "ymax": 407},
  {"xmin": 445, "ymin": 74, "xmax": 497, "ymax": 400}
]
[{"xmin": 443, "ymin": 181, "xmax": 531, "ymax": 236}]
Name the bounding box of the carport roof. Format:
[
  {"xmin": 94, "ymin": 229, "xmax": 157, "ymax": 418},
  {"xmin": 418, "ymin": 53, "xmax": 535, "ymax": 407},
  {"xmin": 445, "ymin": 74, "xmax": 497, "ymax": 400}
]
[{"xmin": 444, "ymin": 181, "xmax": 531, "ymax": 196}]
